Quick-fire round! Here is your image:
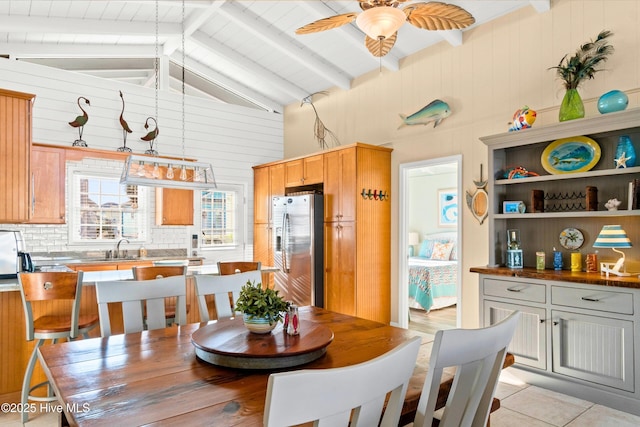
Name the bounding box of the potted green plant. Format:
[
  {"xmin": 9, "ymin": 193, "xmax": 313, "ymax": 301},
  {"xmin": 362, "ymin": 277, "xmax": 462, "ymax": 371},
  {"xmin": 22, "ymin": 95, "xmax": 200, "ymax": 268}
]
[
  {"xmin": 234, "ymin": 280, "xmax": 289, "ymax": 334},
  {"xmin": 549, "ymin": 30, "xmax": 614, "ymax": 121}
]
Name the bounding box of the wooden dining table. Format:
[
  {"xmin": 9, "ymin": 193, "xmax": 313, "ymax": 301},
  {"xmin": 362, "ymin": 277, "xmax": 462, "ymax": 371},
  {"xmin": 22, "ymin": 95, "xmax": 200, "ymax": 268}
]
[{"xmin": 38, "ymin": 306, "xmax": 513, "ymax": 426}]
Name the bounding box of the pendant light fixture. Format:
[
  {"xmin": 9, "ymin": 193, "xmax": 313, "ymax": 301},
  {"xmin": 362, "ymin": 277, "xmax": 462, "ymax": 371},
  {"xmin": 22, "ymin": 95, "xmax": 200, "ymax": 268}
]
[{"xmin": 121, "ymin": 0, "xmax": 216, "ymax": 189}]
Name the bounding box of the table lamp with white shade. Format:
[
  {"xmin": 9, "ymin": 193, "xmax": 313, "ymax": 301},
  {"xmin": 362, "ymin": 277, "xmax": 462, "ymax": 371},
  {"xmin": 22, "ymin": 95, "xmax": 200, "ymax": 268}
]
[
  {"xmin": 408, "ymin": 232, "xmax": 420, "ymax": 257},
  {"xmin": 592, "ymin": 225, "xmax": 632, "ymax": 276}
]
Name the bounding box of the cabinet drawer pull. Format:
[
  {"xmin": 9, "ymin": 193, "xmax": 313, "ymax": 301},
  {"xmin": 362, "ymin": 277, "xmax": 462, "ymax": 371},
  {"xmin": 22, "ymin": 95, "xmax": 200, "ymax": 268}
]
[
  {"xmin": 506, "ymin": 287, "xmax": 521, "ymax": 292},
  {"xmin": 581, "ymin": 296, "xmax": 600, "ymax": 302}
]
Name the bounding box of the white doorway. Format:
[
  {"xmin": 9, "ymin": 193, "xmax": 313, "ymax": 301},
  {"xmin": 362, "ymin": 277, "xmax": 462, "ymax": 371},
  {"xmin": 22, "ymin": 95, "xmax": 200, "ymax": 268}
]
[{"xmin": 397, "ymin": 155, "xmax": 462, "ymax": 329}]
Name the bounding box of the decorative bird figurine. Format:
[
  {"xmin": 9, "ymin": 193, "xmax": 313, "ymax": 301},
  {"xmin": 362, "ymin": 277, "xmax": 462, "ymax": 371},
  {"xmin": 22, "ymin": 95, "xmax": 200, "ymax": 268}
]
[
  {"xmin": 300, "ymin": 91, "xmax": 340, "ymax": 150},
  {"xmin": 117, "ymin": 91, "xmax": 133, "ymax": 152},
  {"xmin": 69, "ymin": 96, "xmax": 90, "ymax": 147},
  {"xmin": 140, "ymin": 117, "xmax": 159, "ymax": 155}
]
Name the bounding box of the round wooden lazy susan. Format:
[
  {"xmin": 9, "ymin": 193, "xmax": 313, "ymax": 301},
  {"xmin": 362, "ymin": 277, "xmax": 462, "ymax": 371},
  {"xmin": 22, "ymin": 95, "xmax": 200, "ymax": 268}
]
[{"xmin": 191, "ymin": 317, "xmax": 334, "ymax": 369}]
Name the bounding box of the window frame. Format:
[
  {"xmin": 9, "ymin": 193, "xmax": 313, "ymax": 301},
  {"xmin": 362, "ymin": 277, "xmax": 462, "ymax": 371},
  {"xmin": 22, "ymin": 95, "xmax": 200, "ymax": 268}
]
[
  {"xmin": 67, "ymin": 166, "xmax": 149, "ymax": 245},
  {"xmin": 199, "ymin": 182, "xmax": 246, "ymax": 251}
]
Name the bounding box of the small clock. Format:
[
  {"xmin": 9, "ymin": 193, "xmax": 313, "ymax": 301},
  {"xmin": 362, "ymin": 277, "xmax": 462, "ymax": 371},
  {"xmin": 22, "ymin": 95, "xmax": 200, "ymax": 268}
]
[{"xmin": 559, "ymin": 227, "xmax": 584, "ymax": 250}]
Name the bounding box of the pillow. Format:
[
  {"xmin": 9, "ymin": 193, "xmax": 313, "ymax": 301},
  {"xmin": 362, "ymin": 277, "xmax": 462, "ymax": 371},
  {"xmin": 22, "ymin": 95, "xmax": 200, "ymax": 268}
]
[
  {"xmin": 418, "ymin": 239, "xmax": 436, "ymax": 258},
  {"xmin": 431, "ymin": 242, "xmax": 454, "ymax": 260}
]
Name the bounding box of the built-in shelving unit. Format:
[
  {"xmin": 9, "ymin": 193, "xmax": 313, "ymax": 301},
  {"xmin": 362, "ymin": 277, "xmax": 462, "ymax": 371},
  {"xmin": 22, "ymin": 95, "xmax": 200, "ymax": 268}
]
[{"xmin": 481, "ymin": 108, "xmax": 640, "ymax": 268}]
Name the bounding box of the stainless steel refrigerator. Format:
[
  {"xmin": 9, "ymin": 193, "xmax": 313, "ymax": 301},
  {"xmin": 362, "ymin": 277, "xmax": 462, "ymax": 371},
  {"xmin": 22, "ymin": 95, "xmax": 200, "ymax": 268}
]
[{"xmin": 271, "ymin": 194, "xmax": 324, "ymax": 307}]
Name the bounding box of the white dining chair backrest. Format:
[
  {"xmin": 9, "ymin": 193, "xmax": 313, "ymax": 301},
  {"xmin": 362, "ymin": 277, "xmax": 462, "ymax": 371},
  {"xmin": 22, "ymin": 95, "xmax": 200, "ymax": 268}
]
[
  {"xmin": 264, "ymin": 336, "xmax": 422, "ymax": 427},
  {"xmin": 413, "ymin": 311, "xmax": 521, "ymax": 427},
  {"xmin": 193, "ymin": 270, "xmax": 262, "ymax": 322},
  {"xmin": 95, "ymin": 275, "xmax": 187, "ymax": 336}
]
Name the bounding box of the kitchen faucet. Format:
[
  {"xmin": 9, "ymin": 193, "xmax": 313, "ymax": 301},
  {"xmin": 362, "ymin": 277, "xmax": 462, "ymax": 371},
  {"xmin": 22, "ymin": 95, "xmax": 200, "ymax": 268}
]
[{"xmin": 114, "ymin": 238, "xmax": 130, "ymax": 259}]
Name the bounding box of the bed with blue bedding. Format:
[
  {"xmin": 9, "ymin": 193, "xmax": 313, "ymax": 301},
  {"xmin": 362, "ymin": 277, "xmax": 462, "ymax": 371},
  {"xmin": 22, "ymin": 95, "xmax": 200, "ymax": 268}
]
[{"xmin": 408, "ymin": 232, "xmax": 458, "ymax": 312}]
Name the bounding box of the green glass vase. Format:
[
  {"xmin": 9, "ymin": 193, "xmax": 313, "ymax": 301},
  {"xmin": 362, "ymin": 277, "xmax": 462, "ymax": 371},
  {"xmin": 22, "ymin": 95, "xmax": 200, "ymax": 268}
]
[{"xmin": 559, "ymin": 89, "xmax": 585, "ymax": 122}]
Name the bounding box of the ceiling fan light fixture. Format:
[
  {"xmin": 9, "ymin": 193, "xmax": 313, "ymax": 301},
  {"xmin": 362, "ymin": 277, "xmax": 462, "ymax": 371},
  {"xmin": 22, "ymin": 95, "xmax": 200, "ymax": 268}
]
[{"xmin": 356, "ymin": 6, "xmax": 406, "ymax": 40}]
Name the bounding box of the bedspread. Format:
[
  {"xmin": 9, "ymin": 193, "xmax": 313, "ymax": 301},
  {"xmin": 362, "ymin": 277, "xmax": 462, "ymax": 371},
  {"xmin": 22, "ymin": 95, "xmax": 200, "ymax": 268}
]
[{"xmin": 408, "ymin": 258, "xmax": 457, "ymax": 312}]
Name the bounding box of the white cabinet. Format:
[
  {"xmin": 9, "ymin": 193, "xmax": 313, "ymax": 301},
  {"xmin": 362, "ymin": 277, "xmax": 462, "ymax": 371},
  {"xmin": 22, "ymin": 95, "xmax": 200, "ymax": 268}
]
[{"xmin": 479, "ymin": 274, "xmax": 640, "ymax": 414}]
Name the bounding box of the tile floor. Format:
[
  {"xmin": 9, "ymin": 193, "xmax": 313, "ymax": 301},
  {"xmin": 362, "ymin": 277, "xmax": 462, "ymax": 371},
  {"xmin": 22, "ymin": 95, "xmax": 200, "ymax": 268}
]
[
  {"xmin": 491, "ymin": 369, "xmax": 640, "ymax": 427},
  {"xmin": 2, "ymin": 374, "xmax": 640, "ymax": 426}
]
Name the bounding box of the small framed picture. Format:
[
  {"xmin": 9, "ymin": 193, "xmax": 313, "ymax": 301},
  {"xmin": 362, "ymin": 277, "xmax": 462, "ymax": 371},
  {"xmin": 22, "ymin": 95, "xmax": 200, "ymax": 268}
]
[
  {"xmin": 503, "ymin": 201, "xmax": 525, "ymax": 214},
  {"xmin": 438, "ymin": 188, "xmax": 458, "ymax": 227}
]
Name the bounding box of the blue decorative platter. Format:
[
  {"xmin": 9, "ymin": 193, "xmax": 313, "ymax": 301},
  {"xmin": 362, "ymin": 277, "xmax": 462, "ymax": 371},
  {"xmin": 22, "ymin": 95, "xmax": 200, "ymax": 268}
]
[{"xmin": 541, "ymin": 136, "xmax": 601, "ymax": 174}]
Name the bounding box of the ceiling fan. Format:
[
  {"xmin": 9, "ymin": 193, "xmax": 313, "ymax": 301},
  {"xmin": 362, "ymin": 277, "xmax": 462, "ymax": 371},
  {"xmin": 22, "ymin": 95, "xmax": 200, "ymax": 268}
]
[{"xmin": 296, "ymin": 1, "xmax": 475, "ymax": 57}]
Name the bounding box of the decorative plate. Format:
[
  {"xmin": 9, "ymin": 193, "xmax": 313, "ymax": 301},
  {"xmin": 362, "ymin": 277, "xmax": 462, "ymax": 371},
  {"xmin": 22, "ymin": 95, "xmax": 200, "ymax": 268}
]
[
  {"xmin": 559, "ymin": 227, "xmax": 584, "ymax": 250},
  {"xmin": 541, "ymin": 136, "xmax": 601, "ymax": 174}
]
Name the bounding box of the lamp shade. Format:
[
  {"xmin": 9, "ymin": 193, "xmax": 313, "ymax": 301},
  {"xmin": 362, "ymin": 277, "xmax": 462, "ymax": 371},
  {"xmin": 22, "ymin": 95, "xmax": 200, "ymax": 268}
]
[
  {"xmin": 593, "ymin": 225, "xmax": 632, "ymax": 248},
  {"xmin": 408, "ymin": 232, "xmax": 420, "ymax": 246},
  {"xmin": 356, "ymin": 6, "xmax": 406, "ymax": 40}
]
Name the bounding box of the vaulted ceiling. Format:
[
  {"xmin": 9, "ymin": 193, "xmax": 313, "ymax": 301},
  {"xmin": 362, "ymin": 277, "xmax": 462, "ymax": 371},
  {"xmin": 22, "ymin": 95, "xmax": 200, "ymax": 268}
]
[{"xmin": 0, "ymin": 1, "xmax": 549, "ymax": 113}]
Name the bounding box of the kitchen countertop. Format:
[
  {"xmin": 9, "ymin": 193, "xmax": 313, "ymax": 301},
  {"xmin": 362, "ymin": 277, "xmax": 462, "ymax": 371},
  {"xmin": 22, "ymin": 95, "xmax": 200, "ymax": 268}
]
[
  {"xmin": 470, "ymin": 266, "xmax": 640, "ymax": 289},
  {"xmin": 0, "ymin": 264, "xmax": 279, "ymax": 292}
]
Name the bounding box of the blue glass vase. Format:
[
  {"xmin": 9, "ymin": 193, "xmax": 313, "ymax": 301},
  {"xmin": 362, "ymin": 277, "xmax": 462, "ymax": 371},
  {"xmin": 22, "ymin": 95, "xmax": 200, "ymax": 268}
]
[
  {"xmin": 598, "ymin": 90, "xmax": 628, "ymax": 114},
  {"xmin": 615, "ymin": 135, "xmax": 636, "ymax": 168}
]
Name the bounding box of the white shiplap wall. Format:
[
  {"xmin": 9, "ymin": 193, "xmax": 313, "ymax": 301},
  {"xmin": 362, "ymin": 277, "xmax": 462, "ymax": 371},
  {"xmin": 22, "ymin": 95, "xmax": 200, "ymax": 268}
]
[{"xmin": 0, "ymin": 59, "xmax": 284, "ymax": 262}]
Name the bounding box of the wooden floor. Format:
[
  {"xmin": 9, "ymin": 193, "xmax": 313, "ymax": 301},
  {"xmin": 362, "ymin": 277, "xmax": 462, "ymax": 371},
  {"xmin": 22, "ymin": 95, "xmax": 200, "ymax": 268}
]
[{"xmin": 408, "ymin": 305, "xmax": 456, "ymax": 336}]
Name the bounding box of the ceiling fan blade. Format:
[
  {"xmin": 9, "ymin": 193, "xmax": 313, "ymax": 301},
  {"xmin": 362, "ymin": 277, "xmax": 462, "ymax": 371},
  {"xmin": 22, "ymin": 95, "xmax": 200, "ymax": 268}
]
[
  {"xmin": 365, "ymin": 32, "xmax": 398, "ymax": 57},
  {"xmin": 404, "ymin": 1, "xmax": 475, "ymax": 30},
  {"xmin": 296, "ymin": 13, "xmax": 358, "ymax": 35}
]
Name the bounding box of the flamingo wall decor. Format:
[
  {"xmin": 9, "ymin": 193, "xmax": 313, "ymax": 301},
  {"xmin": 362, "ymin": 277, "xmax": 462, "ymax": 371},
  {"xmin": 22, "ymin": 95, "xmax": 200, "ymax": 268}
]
[
  {"xmin": 140, "ymin": 117, "xmax": 159, "ymax": 155},
  {"xmin": 117, "ymin": 90, "xmax": 133, "ymax": 152},
  {"xmin": 68, "ymin": 96, "xmax": 90, "ymax": 147}
]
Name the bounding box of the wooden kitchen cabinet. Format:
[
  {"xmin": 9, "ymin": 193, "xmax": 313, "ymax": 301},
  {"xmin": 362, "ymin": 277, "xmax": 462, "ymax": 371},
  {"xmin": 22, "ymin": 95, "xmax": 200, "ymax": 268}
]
[
  {"xmin": 30, "ymin": 144, "xmax": 66, "ymax": 224},
  {"xmin": 253, "ymin": 143, "xmax": 391, "ymax": 323},
  {"xmin": 155, "ymin": 187, "xmax": 194, "ymax": 225},
  {"xmin": 0, "ymin": 88, "xmax": 35, "ymax": 223},
  {"xmin": 323, "ymin": 147, "xmax": 356, "ymax": 222},
  {"xmin": 252, "ymin": 163, "xmax": 285, "ymax": 283},
  {"xmin": 284, "ymin": 154, "xmax": 323, "ymax": 187},
  {"xmin": 324, "ymin": 221, "xmax": 356, "ymax": 316}
]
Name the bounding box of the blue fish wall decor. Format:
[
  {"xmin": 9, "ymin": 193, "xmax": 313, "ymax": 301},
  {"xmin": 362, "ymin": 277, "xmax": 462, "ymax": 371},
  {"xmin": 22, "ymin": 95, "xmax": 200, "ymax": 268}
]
[{"xmin": 398, "ymin": 99, "xmax": 451, "ymax": 129}]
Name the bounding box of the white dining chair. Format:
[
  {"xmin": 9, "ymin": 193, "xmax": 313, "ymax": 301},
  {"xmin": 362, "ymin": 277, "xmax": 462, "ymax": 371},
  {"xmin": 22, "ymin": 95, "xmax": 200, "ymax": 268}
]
[
  {"xmin": 263, "ymin": 336, "xmax": 422, "ymax": 427},
  {"xmin": 193, "ymin": 270, "xmax": 262, "ymax": 322},
  {"xmin": 95, "ymin": 275, "xmax": 187, "ymax": 336},
  {"xmin": 412, "ymin": 311, "xmax": 520, "ymax": 427}
]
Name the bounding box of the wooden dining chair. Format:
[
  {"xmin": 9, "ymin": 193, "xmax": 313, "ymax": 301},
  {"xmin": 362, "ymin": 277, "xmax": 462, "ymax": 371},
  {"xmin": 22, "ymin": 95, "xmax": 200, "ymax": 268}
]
[
  {"xmin": 193, "ymin": 270, "xmax": 262, "ymax": 322},
  {"xmin": 95, "ymin": 275, "xmax": 187, "ymax": 336},
  {"xmin": 263, "ymin": 336, "xmax": 422, "ymax": 427},
  {"xmin": 412, "ymin": 311, "xmax": 520, "ymax": 427},
  {"xmin": 18, "ymin": 271, "xmax": 99, "ymax": 423},
  {"xmin": 217, "ymin": 261, "xmax": 261, "ymax": 275},
  {"xmin": 132, "ymin": 265, "xmax": 189, "ymax": 325}
]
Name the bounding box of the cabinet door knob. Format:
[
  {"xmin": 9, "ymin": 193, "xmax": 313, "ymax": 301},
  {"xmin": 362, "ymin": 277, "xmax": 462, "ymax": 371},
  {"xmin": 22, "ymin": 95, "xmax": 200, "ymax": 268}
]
[
  {"xmin": 553, "ymin": 321, "xmax": 559, "ymax": 326},
  {"xmin": 539, "ymin": 319, "xmax": 545, "ymax": 324}
]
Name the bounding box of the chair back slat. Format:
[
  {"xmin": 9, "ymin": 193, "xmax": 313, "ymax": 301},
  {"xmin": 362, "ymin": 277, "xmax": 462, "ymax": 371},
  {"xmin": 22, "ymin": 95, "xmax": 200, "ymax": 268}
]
[
  {"xmin": 132, "ymin": 265, "xmax": 187, "ymax": 280},
  {"xmin": 217, "ymin": 261, "xmax": 261, "ymax": 275},
  {"xmin": 96, "ymin": 275, "xmax": 187, "ymax": 337},
  {"xmin": 18, "ymin": 271, "xmax": 85, "ymax": 340},
  {"xmin": 263, "ymin": 336, "xmax": 421, "ymax": 427},
  {"xmin": 194, "ymin": 270, "xmax": 262, "ymax": 322},
  {"xmin": 413, "ymin": 311, "xmax": 520, "ymax": 427}
]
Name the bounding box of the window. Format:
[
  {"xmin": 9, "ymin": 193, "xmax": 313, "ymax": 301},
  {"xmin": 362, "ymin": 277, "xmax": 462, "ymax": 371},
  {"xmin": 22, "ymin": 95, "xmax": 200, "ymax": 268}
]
[
  {"xmin": 201, "ymin": 184, "xmax": 242, "ymax": 248},
  {"xmin": 70, "ymin": 171, "xmax": 148, "ymax": 243}
]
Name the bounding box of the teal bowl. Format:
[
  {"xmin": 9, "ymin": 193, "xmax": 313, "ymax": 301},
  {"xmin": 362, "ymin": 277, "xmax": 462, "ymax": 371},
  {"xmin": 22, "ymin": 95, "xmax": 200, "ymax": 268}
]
[{"xmin": 597, "ymin": 90, "xmax": 628, "ymax": 114}]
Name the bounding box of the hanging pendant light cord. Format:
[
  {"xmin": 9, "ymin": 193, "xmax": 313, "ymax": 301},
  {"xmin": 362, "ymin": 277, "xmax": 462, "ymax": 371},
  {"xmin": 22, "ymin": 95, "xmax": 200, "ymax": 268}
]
[
  {"xmin": 154, "ymin": 0, "xmax": 159, "ymax": 154},
  {"xmin": 181, "ymin": 0, "xmax": 186, "ymax": 161}
]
